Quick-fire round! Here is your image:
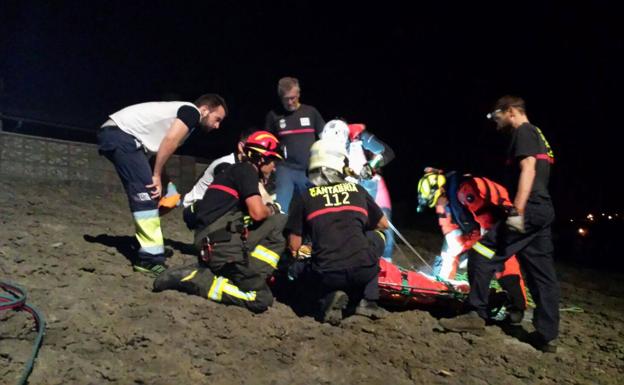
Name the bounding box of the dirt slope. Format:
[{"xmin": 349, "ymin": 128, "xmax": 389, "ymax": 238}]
[{"xmin": 1, "ymin": 178, "xmax": 623, "ymax": 385}]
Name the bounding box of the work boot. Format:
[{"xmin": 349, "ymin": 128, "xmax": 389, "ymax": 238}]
[
  {"xmin": 528, "ymin": 332, "xmax": 558, "ymax": 353},
  {"xmin": 153, "ymin": 265, "xmax": 212, "ymax": 297},
  {"xmin": 319, "ymin": 291, "xmax": 349, "ymax": 326},
  {"xmin": 133, "ymin": 260, "xmax": 168, "ymax": 277},
  {"xmin": 439, "ymin": 311, "xmax": 486, "ymax": 334},
  {"xmin": 355, "ymin": 299, "xmax": 389, "ymax": 320}
]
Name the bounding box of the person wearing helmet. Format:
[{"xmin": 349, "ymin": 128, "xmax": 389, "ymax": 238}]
[
  {"xmin": 97, "ymin": 94, "xmax": 228, "ymax": 276},
  {"xmin": 320, "ymin": 120, "xmax": 396, "ymax": 261},
  {"xmin": 285, "ymin": 139, "xmax": 390, "ymax": 325},
  {"xmin": 439, "ymin": 96, "xmax": 559, "ymax": 353},
  {"xmin": 153, "ymin": 131, "xmax": 287, "ymax": 313},
  {"xmin": 181, "ymin": 128, "xmax": 277, "ymax": 212},
  {"xmin": 265, "ymin": 77, "xmax": 325, "ymax": 213},
  {"xmin": 416, "ymin": 168, "xmax": 528, "ymax": 324}
]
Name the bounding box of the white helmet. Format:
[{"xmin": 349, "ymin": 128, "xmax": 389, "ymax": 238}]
[
  {"xmin": 320, "ymin": 119, "xmax": 350, "ymax": 148},
  {"xmin": 308, "ymin": 139, "xmax": 348, "ymax": 173}
]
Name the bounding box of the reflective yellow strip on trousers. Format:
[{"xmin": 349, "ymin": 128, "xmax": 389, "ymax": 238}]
[
  {"xmin": 181, "ymin": 270, "xmax": 198, "ymax": 282},
  {"xmin": 133, "ymin": 209, "xmax": 164, "ymax": 251},
  {"xmin": 473, "ymin": 242, "xmax": 495, "ymax": 259},
  {"xmin": 222, "ymin": 282, "xmax": 257, "ymax": 301},
  {"xmin": 208, "ymin": 276, "xmax": 227, "ymax": 301},
  {"xmin": 250, "ymin": 245, "xmax": 280, "ymax": 269}
]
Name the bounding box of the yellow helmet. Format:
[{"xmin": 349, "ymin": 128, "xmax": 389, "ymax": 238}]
[{"xmin": 417, "ymin": 172, "xmax": 446, "ymax": 212}]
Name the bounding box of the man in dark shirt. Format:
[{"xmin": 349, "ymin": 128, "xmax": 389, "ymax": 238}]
[
  {"xmin": 265, "ymin": 77, "xmax": 325, "ymax": 213},
  {"xmin": 153, "ymin": 131, "xmax": 287, "ymax": 313},
  {"xmin": 439, "ymin": 96, "xmax": 559, "ymax": 353},
  {"xmin": 285, "ymin": 139, "xmax": 389, "ymax": 325}
]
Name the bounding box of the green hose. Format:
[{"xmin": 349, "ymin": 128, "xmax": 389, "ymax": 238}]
[{"xmin": 0, "ymin": 281, "xmax": 46, "ymax": 385}]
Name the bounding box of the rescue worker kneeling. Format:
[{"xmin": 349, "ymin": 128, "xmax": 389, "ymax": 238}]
[
  {"xmin": 285, "ymin": 139, "xmax": 389, "ymax": 325},
  {"xmin": 154, "ymin": 131, "xmax": 287, "ymax": 313}
]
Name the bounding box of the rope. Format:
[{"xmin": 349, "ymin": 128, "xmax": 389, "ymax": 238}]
[
  {"xmin": 0, "ymin": 281, "xmax": 46, "ymax": 385},
  {"xmin": 560, "ymin": 305, "xmax": 584, "ymax": 313}
]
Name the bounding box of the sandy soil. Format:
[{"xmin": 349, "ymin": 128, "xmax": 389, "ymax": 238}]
[{"xmin": 1, "ymin": 177, "xmax": 623, "ymax": 385}]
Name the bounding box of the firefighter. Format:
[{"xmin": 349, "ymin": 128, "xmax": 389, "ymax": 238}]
[
  {"xmin": 153, "ymin": 131, "xmax": 287, "ymax": 313},
  {"xmin": 285, "ymin": 139, "xmax": 389, "ymax": 325},
  {"xmin": 417, "ymin": 170, "xmax": 527, "ymax": 323},
  {"xmin": 439, "ymin": 96, "xmax": 559, "ymax": 353},
  {"xmin": 320, "ymin": 120, "xmax": 396, "ymax": 261}
]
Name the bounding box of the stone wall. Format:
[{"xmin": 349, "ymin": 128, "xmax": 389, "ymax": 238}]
[{"xmin": 0, "ymin": 131, "xmax": 204, "ymax": 193}]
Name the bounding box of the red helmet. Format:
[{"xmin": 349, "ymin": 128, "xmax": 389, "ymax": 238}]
[
  {"xmin": 348, "ymin": 123, "xmax": 366, "ymax": 141},
  {"xmin": 243, "ymin": 131, "xmax": 283, "ymax": 160}
]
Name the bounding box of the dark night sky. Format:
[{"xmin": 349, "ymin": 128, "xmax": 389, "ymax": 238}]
[{"xmin": 1, "ymin": 1, "xmax": 622, "ymax": 218}]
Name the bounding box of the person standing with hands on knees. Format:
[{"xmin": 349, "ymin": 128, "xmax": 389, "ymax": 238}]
[{"xmin": 97, "ymin": 94, "xmax": 227, "ymax": 276}]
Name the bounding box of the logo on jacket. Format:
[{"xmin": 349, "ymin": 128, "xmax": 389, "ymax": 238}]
[
  {"xmin": 279, "ymin": 119, "xmax": 286, "ymax": 129},
  {"xmin": 300, "ymin": 117, "xmax": 310, "ymax": 126}
]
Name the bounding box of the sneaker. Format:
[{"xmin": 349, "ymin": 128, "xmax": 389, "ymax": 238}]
[
  {"xmin": 439, "ymin": 311, "xmax": 486, "ymax": 334},
  {"xmin": 507, "ymin": 309, "xmax": 525, "ymax": 326},
  {"xmin": 528, "ymin": 332, "xmax": 558, "ymax": 353},
  {"xmin": 355, "ymin": 299, "xmax": 389, "ymax": 320},
  {"xmin": 133, "ymin": 261, "xmax": 168, "ymax": 277},
  {"xmin": 319, "ymin": 291, "xmax": 349, "ymax": 326}
]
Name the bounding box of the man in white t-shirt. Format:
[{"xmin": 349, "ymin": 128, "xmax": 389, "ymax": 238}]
[{"xmin": 97, "ymin": 94, "xmax": 227, "ymax": 276}]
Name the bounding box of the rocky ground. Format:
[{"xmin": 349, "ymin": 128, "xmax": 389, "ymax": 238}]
[{"xmin": 1, "ymin": 177, "xmax": 623, "ymax": 385}]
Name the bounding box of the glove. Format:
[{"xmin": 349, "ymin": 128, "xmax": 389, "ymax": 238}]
[
  {"xmin": 266, "ymin": 202, "xmax": 281, "ymax": 216},
  {"xmin": 343, "ymin": 166, "xmax": 357, "ymax": 178},
  {"xmin": 505, "ymin": 207, "xmax": 526, "ymax": 233},
  {"xmin": 243, "ymin": 215, "xmax": 254, "ymax": 227},
  {"xmin": 296, "ymin": 244, "xmax": 312, "ymax": 260},
  {"xmin": 359, "ymin": 164, "xmax": 374, "ymax": 180}
]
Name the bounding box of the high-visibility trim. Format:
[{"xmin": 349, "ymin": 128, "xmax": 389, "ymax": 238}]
[
  {"xmin": 278, "ymin": 128, "xmax": 315, "ymax": 136},
  {"xmin": 534, "ymin": 126, "xmax": 555, "ymax": 160},
  {"xmin": 222, "ymin": 282, "xmax": 257, "ymax": 301},
  {"xmin": 251, "ymin": 245, "xmax": 280, "ymax": 269},
  {"xmin": 133, "ymin": 209, "xmax": 160, "ymax": 219},
  {"xmin": 208, "ymin": 276, "xmax": 228, "ymax": 301},
  {"xmin": 181, "ymin": 270, "xmax": 198, "ymax": 282},
  {"xmin": 535, "ymin": 154, "xmax": 555, "ymax": 164},
  {"xmin": 133, "ymin": 209, "xmax": 164, "ymax": 253},
  {"xmin": 375, "ymin": 230, "xmax": 386, "ymax": 243},
  {"xmin": 208, "ymin": 184, "xmax": 239, "ymax": 199},
  {"xmin": 306, "ymin": 205, "xmax": 368, "ymax": 221},
  {"xmin": 473, "ymin": 242, "xmax": 495, "ymax": 259}
]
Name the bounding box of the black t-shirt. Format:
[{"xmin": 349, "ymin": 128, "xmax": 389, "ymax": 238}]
[
  {"xmin": 264, "ymin": 104, "xmax": 325, "ymax": 170},
  {"xmin": 194, "ymin": 162, "xmax": 260, "ymax": 229},
  {"xmin": 506, "ymin": 123, "xmax": 554, "ymax": 203},
  {"xmin": 285, "ymin": 182, "xmax": 384, "ymax": 272}
]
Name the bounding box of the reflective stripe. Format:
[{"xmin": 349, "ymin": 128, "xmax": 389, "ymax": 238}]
[
  {"xmin": 306, "ymin": 205, "xmax": 368, "ymax": 221},
  {"xmin": 251, "ymin": 245, "xmax": 280, "ymax": 269},
  {"xmin": 181, "ymin": 270, "xmax": 198, "ymax": 282},
  {"xmin": 375, "ymin": 230, "xmax": 386, "ymax": 243},
  {"xmin": 208, "ymin": 184, "xmax": 239, "ymax": 199},
  {"xmin": 473, "ymin": 242, "xmax": 495, "ymax": 259},
  {"xmin": 133, "ymin": 209, "xmax": 164, "ymax": 254},
  {"xmin": 208, "ymin": 276, "xmax": 228, "ymax": 301},
  {"xmin": 222, "ymin": 282, "xmax": 257, "ymax": 301},
  {"xmin": 536, "ymin": 154, "xmax": 555, "ymax": 164},
  {"xmin": 133, "ymin": 209, "xmax": 160, "ymax": 219},
  {"xmin": 278, "ymin": 128, "xmax": 315, "ymax": 136}
]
